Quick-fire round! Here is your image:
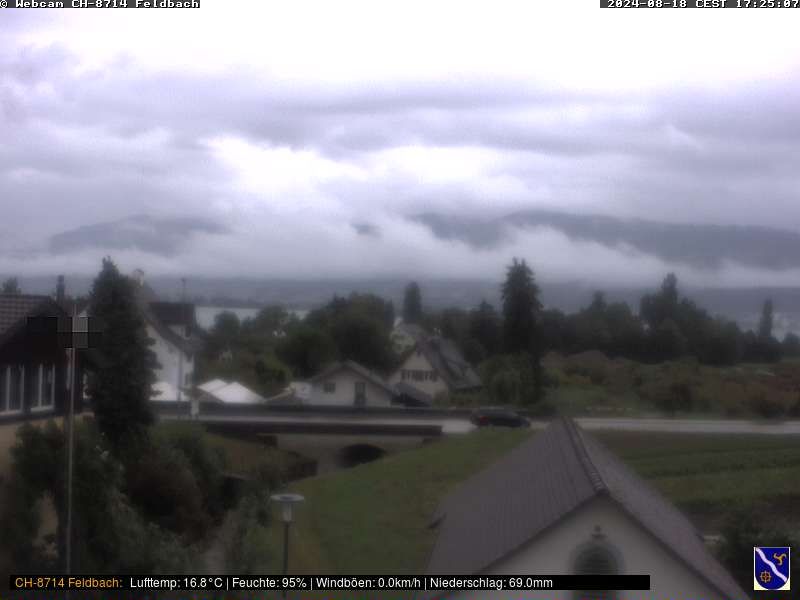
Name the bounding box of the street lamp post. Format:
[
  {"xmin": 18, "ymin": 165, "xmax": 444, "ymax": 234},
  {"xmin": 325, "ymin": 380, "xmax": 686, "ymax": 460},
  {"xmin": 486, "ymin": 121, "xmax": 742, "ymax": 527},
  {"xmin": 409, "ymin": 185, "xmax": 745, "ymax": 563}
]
[{"xmin": 270, "ymin": 493, "xmax": 305, "ymax": 599}]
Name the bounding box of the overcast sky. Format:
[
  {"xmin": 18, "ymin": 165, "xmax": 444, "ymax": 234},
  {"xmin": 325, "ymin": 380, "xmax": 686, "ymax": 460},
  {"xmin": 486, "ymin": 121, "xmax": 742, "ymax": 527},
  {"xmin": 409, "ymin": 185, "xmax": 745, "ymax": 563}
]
[{"xmin": 2, "ymin": 1, "xmax": 800, "ymax": 287}]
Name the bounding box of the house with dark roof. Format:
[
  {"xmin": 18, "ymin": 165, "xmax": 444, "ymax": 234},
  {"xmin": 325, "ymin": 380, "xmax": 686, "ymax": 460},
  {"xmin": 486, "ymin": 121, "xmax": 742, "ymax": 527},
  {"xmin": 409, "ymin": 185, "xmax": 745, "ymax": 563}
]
[
  {"xmin": 389, "ymin": 336, "xmax": 481, "ymax": 402},
  {"xmin": 306, "ymin": 360, "xmax": 395, "ymax": 407},
  {"xmin": 128, "ymin": 270, "xmax": 202, "ymax": 402},
  {"xmin": 424, "ymin": 418, "xmax": 747, "ymax": 600},
  {"xmin": 0, "ymin": 294, "xmax": 92, "ymax": 433}
]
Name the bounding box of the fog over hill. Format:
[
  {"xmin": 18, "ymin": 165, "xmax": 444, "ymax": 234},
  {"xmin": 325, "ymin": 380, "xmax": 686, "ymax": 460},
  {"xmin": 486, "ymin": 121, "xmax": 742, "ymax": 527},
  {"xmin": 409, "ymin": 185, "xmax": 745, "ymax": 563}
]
[{"xmin": 412, "ymin": 210, "xmax": 800, "ymax": 270}]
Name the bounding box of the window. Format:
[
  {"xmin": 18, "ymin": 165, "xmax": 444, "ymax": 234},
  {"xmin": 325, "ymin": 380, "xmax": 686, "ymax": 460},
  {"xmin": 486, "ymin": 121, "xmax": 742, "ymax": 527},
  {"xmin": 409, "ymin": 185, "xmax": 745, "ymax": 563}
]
[
  {"xmin": 354, "ymin": 381, "xmax": 366, "ymax": 406},
  {"xmin": 29, "ymin": 365, "xmax": 41, "ymax": 410},
  {"xmin": 323, "ymin": 381, "xmax": 336, "ymax": 393},
  {"xmin": 37, "ymin": 365, "xmax": 55, "ymax": 410},
  {"xmin": 573, "ymin": 544, "xmax": 619, "ymax": 600},
  {"xmin": 8, "ymin": 365, "xmax": 23, "ymax": 412},
  {"xmin": 184, "ymin": 372, "xmax": 191, "ymax": 386},
  {"xmin": 0, "ymin": 366, "xmax": 6, "ymax": 412}
]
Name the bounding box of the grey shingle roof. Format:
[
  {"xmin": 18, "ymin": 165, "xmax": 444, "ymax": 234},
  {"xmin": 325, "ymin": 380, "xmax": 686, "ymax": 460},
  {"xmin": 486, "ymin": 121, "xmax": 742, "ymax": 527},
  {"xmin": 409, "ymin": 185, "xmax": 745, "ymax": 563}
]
[
  {"xmin": 426, "ymin": 418, "xmax": 747, "ymax": 600},
  {"xmin": 416, "ymin": 337, "xmax": 482, "ymax": 391}
]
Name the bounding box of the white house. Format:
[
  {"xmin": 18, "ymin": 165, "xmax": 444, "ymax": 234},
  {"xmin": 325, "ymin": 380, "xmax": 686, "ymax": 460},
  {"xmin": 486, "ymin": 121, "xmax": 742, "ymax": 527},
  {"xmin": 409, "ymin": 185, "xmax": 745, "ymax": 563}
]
[
  {"xmin": 422, "ymin": 418, "xmax": 748, "ymax": 600},
  {"xmin": 306, "ymin": 360, "xmax": 395, "ymax": 407},
  {"xmin": 389, "ymin": 336, "xmax": 481, "ymax": 401},
  {"xmin": 130, "ymin": 270, "xmax": 202, "ymax": 402}
]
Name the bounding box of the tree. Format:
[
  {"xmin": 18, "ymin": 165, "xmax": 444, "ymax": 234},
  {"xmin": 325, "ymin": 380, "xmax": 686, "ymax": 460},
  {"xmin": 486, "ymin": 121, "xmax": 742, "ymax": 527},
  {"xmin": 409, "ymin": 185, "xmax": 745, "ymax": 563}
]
[
  {"xmin": 1, "ymin": 276, "xmax": 21, "ymax": 294},
  {"xmin": 402, "ymin": 282, "xmax": 423, "ymax": 324},
  {"xmin": 758, "ymin": 299, "xmax": 774, "ymax": 339},
  {"xmin": 469, "ymin": 301, "xmax": 502, "ymax": 357},
  {"xmin": 640, "ymin": 273, "xmax": 680, "ymax": 330},
  {"xmin": 86, "ymin": 258, "xmax": 156, "ymax": 455},
  {"xmin": 329, "ymin": 312, "xmax": 394, "ymax": 372},
  {"xmin": 501, "ymin": 258, "xmax": 542, "ymax": 354},
  {"xmin": 276, "ymin": 325, "xmax": 336, "ymax": 378},
  {"xmin": 783, "ymin": 332, "xmax": 800, "ymax": 357}
]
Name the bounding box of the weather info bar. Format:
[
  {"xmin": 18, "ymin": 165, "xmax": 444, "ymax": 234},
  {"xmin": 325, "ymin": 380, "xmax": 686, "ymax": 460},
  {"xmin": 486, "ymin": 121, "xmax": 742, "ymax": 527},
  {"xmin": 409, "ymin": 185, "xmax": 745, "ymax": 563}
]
[
  {"xmin": 11, "ymin": 574, "xmax": 650, "ymax": 592},
  {"xmin": 602, "ymin": 0, "xmax": 800, "ymax": 6},
  {"xmin": 3, "ymin": 0, "xmax": 200, "ymax": 8}
]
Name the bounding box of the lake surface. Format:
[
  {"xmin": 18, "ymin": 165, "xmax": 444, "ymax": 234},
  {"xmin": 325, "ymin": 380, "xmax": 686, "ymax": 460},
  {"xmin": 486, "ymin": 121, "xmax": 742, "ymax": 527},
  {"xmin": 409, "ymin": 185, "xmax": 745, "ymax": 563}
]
[{"xmin": 196, "ymin": 306, "xmax": 309, "ymax": 330}]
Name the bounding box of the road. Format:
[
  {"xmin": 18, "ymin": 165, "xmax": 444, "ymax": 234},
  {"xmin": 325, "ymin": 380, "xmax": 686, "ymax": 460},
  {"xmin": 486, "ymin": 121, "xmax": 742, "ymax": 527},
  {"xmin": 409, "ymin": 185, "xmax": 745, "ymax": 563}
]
[{"xmin": 530, "ymin": 417, "xmax": 800, "ymax": 435}]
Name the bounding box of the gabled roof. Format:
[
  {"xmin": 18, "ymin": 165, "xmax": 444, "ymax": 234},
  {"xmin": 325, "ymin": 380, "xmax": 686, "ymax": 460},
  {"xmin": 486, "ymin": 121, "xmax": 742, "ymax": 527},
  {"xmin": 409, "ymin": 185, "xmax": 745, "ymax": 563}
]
[
  {"xmin": 408, "ymin": 337, "xmax": 482, "ymax": 391},
  {"xmin": 394, "ymin": 322, "xmax": 428, "ymax": 341},
  {"xmin": 309, "ymin": 360, "xmax": 396, "ymax": 396},
  {"xmin": 200, "ymin": 380, "xmax": 266, "ymax": 404},
  {"xmin": 393, "ymin": 381, "xmax": 433, "ymax": 405},
  {"xmin": 427, "ymin": 418, "xmax": 747, "ymax": 600},
  {"xmin": 149, "ymin": 301, "xmax": 197, "ymax": 328},
  {"xmin": 130, "ymin": 280, "xmax": 201, "ymax": 355}
]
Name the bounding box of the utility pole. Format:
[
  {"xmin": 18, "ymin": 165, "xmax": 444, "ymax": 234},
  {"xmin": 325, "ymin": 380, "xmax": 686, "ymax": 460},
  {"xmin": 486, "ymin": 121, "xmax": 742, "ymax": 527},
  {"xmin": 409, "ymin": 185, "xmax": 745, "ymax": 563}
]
[
  {"xmin": 65, "ymin": 303, "xmax": 77, "ymax": 574},
  {"xmin": 177, "ymin": 277, "xmax": 186, "ymax": 403}
]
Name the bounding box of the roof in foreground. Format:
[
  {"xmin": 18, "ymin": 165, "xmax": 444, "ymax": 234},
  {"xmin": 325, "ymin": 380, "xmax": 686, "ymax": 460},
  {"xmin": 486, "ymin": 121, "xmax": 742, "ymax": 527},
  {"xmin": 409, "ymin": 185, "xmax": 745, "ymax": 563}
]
[
  {"xmin": 0, "ymin": 294, "xmax": 53, "ymax": 336},
  {"xmin": 426, "ymin": 417, "xmax": 747, "ymax": 600}
]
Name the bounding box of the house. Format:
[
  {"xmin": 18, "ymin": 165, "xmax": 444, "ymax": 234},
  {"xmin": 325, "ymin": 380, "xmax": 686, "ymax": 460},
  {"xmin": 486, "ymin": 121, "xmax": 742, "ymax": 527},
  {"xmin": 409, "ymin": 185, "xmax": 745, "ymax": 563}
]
[
  {"xmin": 307, "ymin": 360, "xmax": 395, "ymax": 407},
  {"xmin": 196, "ymin": 379, "xmax": 266, "ymax": 404},
  {"xmin": 0, "ymin": 294, "xmax": 86, "ymax": 425},
  {"xmin": 389, "ymin": 336, "xmax": 481, "ymax": 399},
  {"xmin": 128, "ymin": 270, "xmax": 203, "ymax": 402},
  {"xmin": 0, "ymin": 294, "xmax": 97, "ymax": 472},
  {"xmin": 423, "ymin": 418, "xmax": 747, "ymax": 600},
  {"xmin": 391, "ymin": 321, "xmax": 428, "ymax": 354}
]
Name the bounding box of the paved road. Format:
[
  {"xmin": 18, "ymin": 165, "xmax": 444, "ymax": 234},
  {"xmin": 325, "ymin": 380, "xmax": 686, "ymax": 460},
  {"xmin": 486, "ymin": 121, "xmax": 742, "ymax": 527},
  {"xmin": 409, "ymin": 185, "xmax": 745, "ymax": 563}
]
[{"xmin": 530, "ymin": 417, "xmax": 800, "ymax": 435}]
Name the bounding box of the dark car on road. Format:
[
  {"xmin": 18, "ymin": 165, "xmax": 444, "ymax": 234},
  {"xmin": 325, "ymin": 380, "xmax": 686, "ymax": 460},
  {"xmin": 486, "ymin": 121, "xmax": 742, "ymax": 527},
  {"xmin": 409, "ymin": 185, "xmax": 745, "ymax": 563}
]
[{"xmin": 470, "ymin": 407, "xmax": 530, "ymax": 428}]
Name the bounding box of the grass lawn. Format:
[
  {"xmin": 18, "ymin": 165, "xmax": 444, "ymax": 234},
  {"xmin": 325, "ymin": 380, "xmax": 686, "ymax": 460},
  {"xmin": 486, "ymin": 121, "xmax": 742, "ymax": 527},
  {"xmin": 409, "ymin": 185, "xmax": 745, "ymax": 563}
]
[
  {"xmin": 269, "ymin": 428, "xmax": 532, "ymax": 576},
  {"xmin": 255, "ymin": 428, "xmax": 800, "ymax": 578}
]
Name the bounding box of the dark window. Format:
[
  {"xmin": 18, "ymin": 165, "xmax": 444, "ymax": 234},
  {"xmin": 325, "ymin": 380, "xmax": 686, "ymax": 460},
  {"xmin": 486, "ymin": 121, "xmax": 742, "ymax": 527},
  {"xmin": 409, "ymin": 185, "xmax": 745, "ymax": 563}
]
[
  {"xmin": 26, "ymin": 365, "xmax": 41, "ymax": 409},
  {"xmin": 8, "ymin": 366, "xmax": 23, "ymax": 412},
  {"xmin": 354, "ymin": 381, "xmax": 366, "ymax": 405},
  {"xmin": 41, "ymin": 365, "xmax": 55, "ymax": 408},
  {"xmin": 0, "ymin": 366, "xmax": 6, "ymax": 412},
  {"xmin": 573, "ymin": 546, "xmax": 618, "ymax": 600},
  {"xmin": 323, "ymin": 381, "xmax": 336, "ymax": 393}
]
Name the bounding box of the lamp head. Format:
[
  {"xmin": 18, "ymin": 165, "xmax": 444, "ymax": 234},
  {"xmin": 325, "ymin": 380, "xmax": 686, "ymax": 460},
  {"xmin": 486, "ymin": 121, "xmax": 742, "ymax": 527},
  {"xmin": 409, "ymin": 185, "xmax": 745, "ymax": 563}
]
[{"xmin": 270, "ymin": 493, "xmax": 305, "ymax": 523}]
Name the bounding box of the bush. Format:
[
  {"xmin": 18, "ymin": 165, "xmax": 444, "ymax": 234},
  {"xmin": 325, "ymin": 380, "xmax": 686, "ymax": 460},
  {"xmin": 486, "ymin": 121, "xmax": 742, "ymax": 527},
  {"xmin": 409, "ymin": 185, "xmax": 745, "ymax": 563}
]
[
  {"xmin": 717, "ymin": 502, "xmax": 796, "ymax": 595},
  {"xmin": 156, "ymin": 424, "xmax": 227, "ymax": 518},
  {"xmin": 226, "ymin": 476, "xmax": 275, "ymax": 574},
  {"xmin": 125, "ymin": 442, "xmax": 210, "ymax": 540},
  {"xmin": 652, "ymin": 381, "xmax": 693, "ymax": 416},
  {"xmin": 748, "ymin": 389, "xmax": 786, "ymax": 419}
]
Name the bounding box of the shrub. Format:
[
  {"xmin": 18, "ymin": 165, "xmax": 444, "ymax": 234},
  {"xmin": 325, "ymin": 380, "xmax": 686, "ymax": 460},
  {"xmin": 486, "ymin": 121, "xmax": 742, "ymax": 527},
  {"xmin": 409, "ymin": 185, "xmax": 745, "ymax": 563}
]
[
  {"xmin": 716, "ymin": 502, "xmax": 796, "ymax": 594},
  {"xmin": 156, "ymin": 423, "xmax": 227, "ymax": 518},
  {"xmin": 748, "ymin": 389, "xmax": 786, "ymax": 419},
  {"xmin": 125, "ymin": 443, "xmax": 210, "ymax": 540}
]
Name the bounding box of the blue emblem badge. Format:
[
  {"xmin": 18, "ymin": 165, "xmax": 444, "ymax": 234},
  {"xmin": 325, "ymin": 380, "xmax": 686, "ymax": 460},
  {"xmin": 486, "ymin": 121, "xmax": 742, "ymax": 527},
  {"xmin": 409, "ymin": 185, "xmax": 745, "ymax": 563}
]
[{"xmin": 754, "ymin": 546, "xmax": 790, "ymax": 591}]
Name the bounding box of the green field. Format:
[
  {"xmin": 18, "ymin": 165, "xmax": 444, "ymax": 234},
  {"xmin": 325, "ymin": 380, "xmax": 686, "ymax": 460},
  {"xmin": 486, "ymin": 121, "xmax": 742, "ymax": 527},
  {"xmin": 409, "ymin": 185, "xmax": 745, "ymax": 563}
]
[
  {"xmin": 242, "ymin": 428, "xmax": 800, "ymax": 577},
  {"xmin": 543, "ymin": 352, "xmax": 800, "ymax": 418}
]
